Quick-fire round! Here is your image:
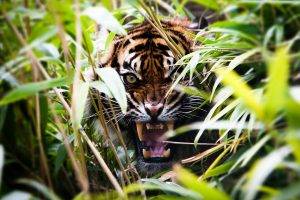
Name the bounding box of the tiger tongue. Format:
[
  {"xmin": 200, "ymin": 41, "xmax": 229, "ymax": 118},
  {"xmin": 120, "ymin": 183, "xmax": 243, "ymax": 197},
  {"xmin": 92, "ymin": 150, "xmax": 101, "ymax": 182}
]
[{"xmin": 142, "ymin": 141, "xmax": 170, "ymax": 158}]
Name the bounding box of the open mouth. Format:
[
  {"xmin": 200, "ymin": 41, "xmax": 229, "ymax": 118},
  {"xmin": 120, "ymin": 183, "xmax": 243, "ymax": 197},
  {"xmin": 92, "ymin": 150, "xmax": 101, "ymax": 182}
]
[{"xmin": 135, "ymin": 121, "xmax": 174, "ymax": 161}]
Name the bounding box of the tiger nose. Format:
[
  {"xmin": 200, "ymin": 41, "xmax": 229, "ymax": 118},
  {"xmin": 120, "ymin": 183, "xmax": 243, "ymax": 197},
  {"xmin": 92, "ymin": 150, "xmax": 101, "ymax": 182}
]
[{"xmin": 145, "ymin": 102, "xmax": 163, "ymax": 118}]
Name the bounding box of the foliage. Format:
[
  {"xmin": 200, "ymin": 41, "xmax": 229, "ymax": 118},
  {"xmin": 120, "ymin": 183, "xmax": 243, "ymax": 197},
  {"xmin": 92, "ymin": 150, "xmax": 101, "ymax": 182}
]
[{"xmin": 0, "ymin": 0, "xmax": 300, "ymax": 200}]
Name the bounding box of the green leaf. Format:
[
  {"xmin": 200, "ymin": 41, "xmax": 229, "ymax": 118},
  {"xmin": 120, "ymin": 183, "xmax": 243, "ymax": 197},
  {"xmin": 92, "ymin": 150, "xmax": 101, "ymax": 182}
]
[
  {"xmin": 54, "ymin": 145, "xmax": 67, "ymax": 176},
  {"xmin": 90, "ymin": 81, "xmax": 113, "ymax": 98},
  {"xmin": 36, "ymin": 43, "xmax": 60, "ymax": 59},
  {"xmin": 271, "ymin": 181, "xmax": 300, "ymax": 200},
  {"xmin": 202, "ymin": 161, "xmax": 235, "ymax": 179},
  {"xmin": 82, "ymin": 6, "xmax": 126, "ymax": 35},
  {"xmin": 151, "ymin": 195, "xmax": 188, "ymax": 200},
  {"xmin": 169, "ymin": 120, "xmax": 263, "ymax": 139},
  {"xmin": 0, "ymin": 145, "xmax": 4, "ymax": 187},
  {"xmin": 264, "ymin": 47, "xmax": 290, "ymax": 122},
  {"xmin": 179, "ymin": 86, "xmax": 210, "ymax": 100},
  {"xmin": 101, "ymin": 0, "xmax": 113, "ymax": 11},
  {"xmin": 285, "ymin": 98, "xmax": 300, "ymax": 128},
  {"xmin": 126, "ymin": 0, "xmax": 139, "ymax": 7},
  {"xmin": 286, "ymin": 130, "xmax": 300, "ymax": 164},
  {"xmin": 174, "ymin": 165, "xmax": 230, "ymax": 200},
  {"xmin": 214, "ymin": 67, "xmax": 264, "ymax": 121},
  {"xmin": 190, "ymin": 0, "xmax": 220, "ymax": 11},
  {"xmin": 244, "ymin": 146, "xmax": 291, "ymax": 200},
  {"xmin": 95, "ymin": 67, "xmax": 127, "ymax": 114},
  {"xmin": 17, "ymin": 179, "xmax": 62, "ymax": 200},
  {"xmin": 72, "ymin": 81, "xmax": 89, "ymax": 127},
  {"xmin": 210, "ymin": 21, "xmax": 260, "ymax": 35},
  {"xmin": 1, "ymin": 191, "xmax": 33, "ymax": 200},
  {"xmin": 125, "ymin": 180, "xmax": 200, "ymax": 199},
  {"xmin": 212, "ymin": 48, "xmax": 260, "ymax": 97},
  {"xmin": 230, "ymin": 135, "xmax": 271, "ymax": 172},
  {"xmin": 0, "ymin": 77, "xmax": 72, "ymax": 106}
]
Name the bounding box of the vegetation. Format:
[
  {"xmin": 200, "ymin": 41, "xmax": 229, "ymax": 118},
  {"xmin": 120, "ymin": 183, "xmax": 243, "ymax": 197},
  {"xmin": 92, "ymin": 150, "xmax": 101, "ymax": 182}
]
[{"xmin": 0, "ymin": 0, "xmax": 300, "ymax": 199}]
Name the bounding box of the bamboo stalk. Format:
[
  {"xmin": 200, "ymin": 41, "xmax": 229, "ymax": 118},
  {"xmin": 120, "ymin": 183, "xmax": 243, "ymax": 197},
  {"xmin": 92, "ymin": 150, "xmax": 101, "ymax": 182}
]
[
  {"xmin": 3, "ymin": 12, "xmax": 90, "ymax": 193},
  {"xmin": 89, "ymin": 92, "xmax": 131, "ymax": 184},
  {"xmin": 72, "ymin": 0, "xmax": 89, "ymax": 191},
  {"xmin": 3, "ymin": 12, "xmax": 124, "ymax": 195},
  {"xmin": 107, "ymin": 100, "xmax": 132, "ymax": 167},
  {"xmin": 35, "ymin": 94, "xmax": 53, "ymax": 188},
  {"xmin": 79, "ymin": 128, "xmax": 125, "ymax": 197},
  {"xmin": 49, "ymin": 102, "xmax": 90, "ymax": 192},
  {"xmin": 51, "ymin": 4, "xmax": 132, "ymax": 192}
]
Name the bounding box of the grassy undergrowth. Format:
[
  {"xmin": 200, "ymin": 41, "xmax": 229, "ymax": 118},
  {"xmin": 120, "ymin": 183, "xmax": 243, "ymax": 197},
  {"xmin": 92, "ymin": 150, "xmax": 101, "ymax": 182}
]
[{"xmin": 0, "ymin": 0, "xmax": 300, "ymax": 199}]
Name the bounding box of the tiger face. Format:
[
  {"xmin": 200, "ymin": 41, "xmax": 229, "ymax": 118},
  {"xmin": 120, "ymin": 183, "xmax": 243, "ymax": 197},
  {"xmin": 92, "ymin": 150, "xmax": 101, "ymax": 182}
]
[{"xmin": 97, "ymin": 21, "xmax": 204, "ymax": 175}]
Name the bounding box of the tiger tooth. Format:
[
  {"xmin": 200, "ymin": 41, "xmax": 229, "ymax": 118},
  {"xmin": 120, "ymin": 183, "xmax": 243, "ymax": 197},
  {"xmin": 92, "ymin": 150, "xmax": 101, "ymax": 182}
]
[
  {"xmin": 158, "ymin": 124, "xmax": 164, "ymax": 129},
  {"xmin": 167, "ymin": 121, "xmax": 174, "ymax": 130},
  {"xmin": 143, "ymin": 149, "xmax": 150, "ymax": 158},
  {"xmin": 136, "ymin": 122, "xmax": 144, "ymax": 140},
  {"xmin": 163, "ymin": 148, "xmax": 170, "ymax": 157},
  {"xmin": 146, "ymin": 123, "xmax": 151, "ymax": 129}
]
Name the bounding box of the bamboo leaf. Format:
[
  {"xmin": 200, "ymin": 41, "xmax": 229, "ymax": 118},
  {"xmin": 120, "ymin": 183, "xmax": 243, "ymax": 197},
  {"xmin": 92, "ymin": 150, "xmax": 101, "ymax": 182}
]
[
  {"xmin": 17, "ymin": 179, "xmax": 62, "ymax": 200},
  {"xmin": 210, "ymin": 21, "xmax": 260, "ymax": 35},
  {"xmin": 230, "ymin": 135, "xmax": 271, "ymax": 172},
  {"xmin": 214, "ymin": 67, "xmax": 264, "ymax": 120},
  {"xmin": 244, "ymin": 146, "xmax": 291, "ymax": 200},
  {"xmin": 54, "ymin": 145, "xmax": 67, "ymax": 176},
  {"xmin": 202, "ymin": 161, "xmax": 235, "ymax": 179},
  {"xmin": 0, "ymin": 77, "xmax": 72, "ymax": 106},
  {"xmin": 90, "ymin": 81, "xmax": 113, "ymax": 98},
  {"xmin": 174, "ymin": 165, "xmax": 230, "ymax": 200},
  {"xmin": 212, "ymin": 48, "xmax": 260, "ymax": 98},
  {"xmin": 264, "ymin": 47, "xmax": 290, "ymax": 122},
  {"xmin": 72, "ymin": 81, "xmax": 89, "ymax": 127},
  {"xmin": 168, "ymin": 120, "xmax": 264, "ymax": 139},
  {"xmin": 1, "ymin": 191, "xmax": 33, "ymax": 200},
  {"xmin": 271, "ymin": 181, "xmax": 300, "ymax": 200},
  {"xmin": 83, "ymin": 6, "xmax": 126, "ymax": 35},
  {"xmin": 125, "ymin": 180, "xmax": 201, "ymax": 199},
  {"xmin": 190, "ymin": 0, "xmax": 220, "ymax": 11},
  {"xmin": 95, "ymin": 67, "xmax": 127, "ymax": 114}
]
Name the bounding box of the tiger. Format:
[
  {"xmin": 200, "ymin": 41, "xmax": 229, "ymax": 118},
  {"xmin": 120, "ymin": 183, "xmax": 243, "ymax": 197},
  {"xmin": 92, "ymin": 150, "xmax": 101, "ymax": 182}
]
[{"xmin": 85, "ymin": 19, "xmax": 216, "ymax": 177}]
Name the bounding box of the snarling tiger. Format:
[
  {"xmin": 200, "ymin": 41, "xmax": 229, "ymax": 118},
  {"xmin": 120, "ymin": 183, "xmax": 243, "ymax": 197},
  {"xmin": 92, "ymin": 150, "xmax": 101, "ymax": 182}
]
[{"xmin": 86, "ymin": 19, "xmax": 214, "ymax": 176}]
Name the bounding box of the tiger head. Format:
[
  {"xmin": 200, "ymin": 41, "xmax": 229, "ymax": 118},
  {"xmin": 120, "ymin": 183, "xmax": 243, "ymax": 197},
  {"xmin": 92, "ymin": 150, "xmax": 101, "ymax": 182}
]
[{"xmin": 93, "ymin": 20, "xmax": 206, "ymax": 175}]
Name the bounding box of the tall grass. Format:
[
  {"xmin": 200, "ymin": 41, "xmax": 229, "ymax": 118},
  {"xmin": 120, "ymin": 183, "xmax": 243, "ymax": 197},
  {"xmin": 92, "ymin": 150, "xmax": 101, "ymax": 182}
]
[{"xmin": 0, "ymin": 0, "xmax": 300, "ymax": 199}]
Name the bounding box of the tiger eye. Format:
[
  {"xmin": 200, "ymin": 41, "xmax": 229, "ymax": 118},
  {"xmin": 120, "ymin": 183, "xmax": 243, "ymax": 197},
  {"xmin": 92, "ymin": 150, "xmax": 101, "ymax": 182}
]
[{"xmin": 125, "ymin": 74, "xmax": 138, "ymax": 84}]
